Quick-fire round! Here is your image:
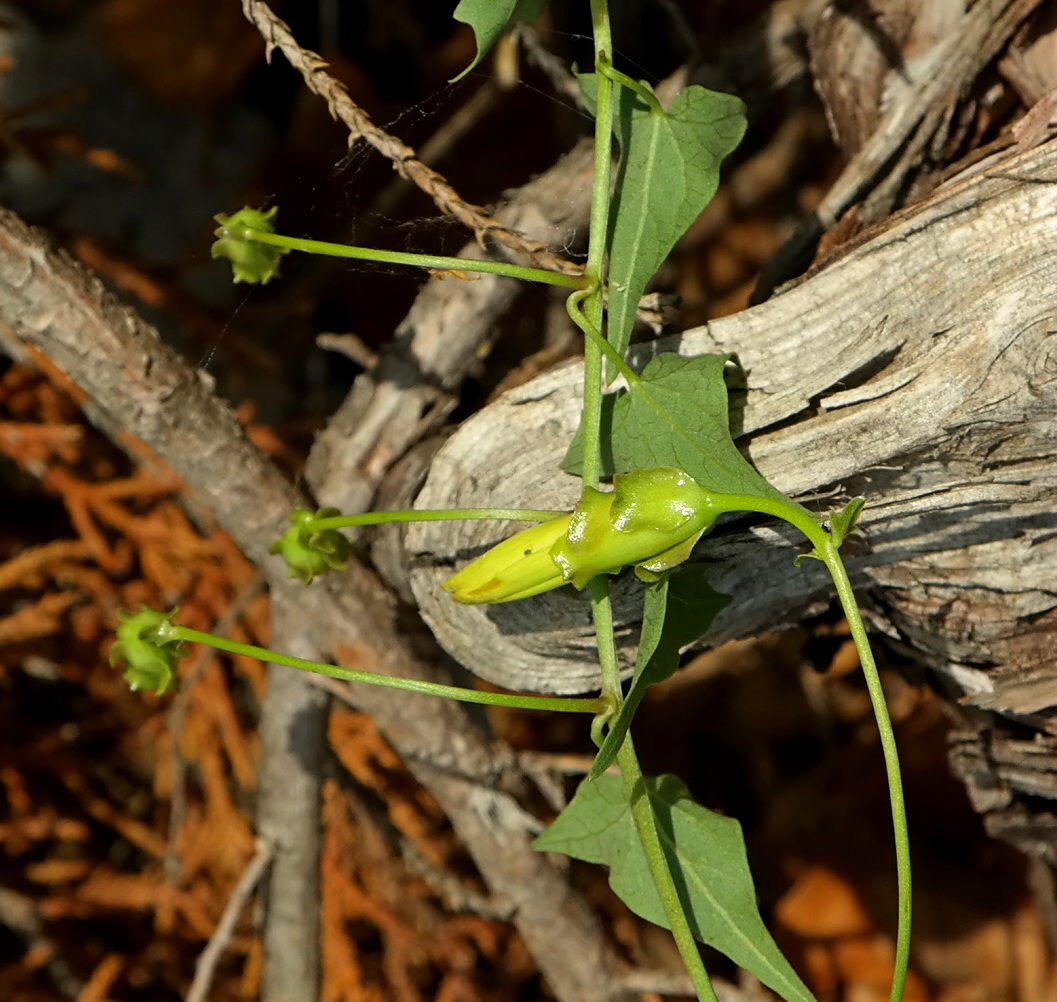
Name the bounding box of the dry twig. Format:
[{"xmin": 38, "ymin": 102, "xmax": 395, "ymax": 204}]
[{"xmin": 185, "ymin": 838, "xmax": 274, "ymax": 1002}]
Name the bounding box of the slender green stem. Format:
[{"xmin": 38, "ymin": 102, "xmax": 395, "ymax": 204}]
[
  {"xmin": 587, "ymin": 514, "xmax": 719, "ymax": 1002},
  {"xmin": 616, "ymin": 736, "xmax": 720, "ymax": 1002},
  {"xmin": 588, "ymin": 576, "xmax": 622, "ymax": 719},
  {"xmin": 709, "ymin": 491, "xmax": 910, "ymax": 1001},
  {"xmin": 578, "ymin": 8, "xmax": 720, "ymax": 999},
  {"xmin": 820, "ymin": 540, "xmax": 911, "ymax": 1002},
  {"xmin": 578, "ymin": 0, "xmax": 616, "ymax": 490},
  {"xmin": 230, "ymin": 227, "xmax": 587, "ymax": 290},
  {"xmin": 597, "ymin": 62, "xmax": 664, "ymax": 114},
  {"xmin": 310, "ymin": 507, "xmax": 564, "ymax": 533},
  {"xmin": 581, "ymin": 1, "xmax": 623, "ymax": 759},
  {"xmin": 166, "ymin": 626, "xmax": 604, "ymax": 715},
  {"xmin": 565, "ymin": 294, "xmax": 640, "ymax": 388},
  {"xmin": 705, "ymin": 492, "xmax": 822, "ymax": 537}
]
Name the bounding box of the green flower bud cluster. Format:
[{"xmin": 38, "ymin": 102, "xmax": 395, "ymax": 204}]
[
  {"xmin": 211, "ymin": 206, "xmax": 289, "ymax": 284},
  {"xmin": 444, "ymin": 467, "xmax": 719, "ymax": 604},
  {"xmin": 269, "ymin": 508, "xmax": 352, "ymax": 584},
  {"xmin": 109, "ymin": 607, "xmax": 186, "ymax": 694}
]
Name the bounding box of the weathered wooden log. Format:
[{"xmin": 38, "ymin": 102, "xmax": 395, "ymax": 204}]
[{"xmin": 405, "ymin": 137, "xmax": 1057, "ymax": 717}]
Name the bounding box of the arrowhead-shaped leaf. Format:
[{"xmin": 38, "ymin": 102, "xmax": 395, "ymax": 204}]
[
  {"xmin": 535, "ymin": 773, "xmax": 817, "ymax": 1002},
  {"xmin": 606, "ymin": 82, "xmax": 745, "ymax": 355}
]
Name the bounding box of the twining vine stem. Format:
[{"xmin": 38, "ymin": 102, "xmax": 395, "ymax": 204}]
[{"xmin": 571, "ymin": 3, "xmax": 726, "ymax": 1000}]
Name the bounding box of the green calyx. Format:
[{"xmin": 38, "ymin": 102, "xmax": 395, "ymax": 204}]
[
  {"xmin": 553, "ymin": 467, "xmax": 719, "ymax": 587},
  {"xmin": 269, "ymin": 508, "xmax": 352, "ymax": 584},
  {"xmin": 109, "ymin": 607, "xmax": 186, "ymax": 694},
  {"xmin": 212, "ymin": 206, "xmax": 290, "ymax": 284},
  {"xmin": 444, "ymin": 467, "xmax": 719, "ymax": 604}
]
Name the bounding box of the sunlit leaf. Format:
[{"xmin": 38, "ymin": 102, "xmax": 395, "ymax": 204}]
[
  {"xmin": 599, "ymin": 78, "xmax": 745, "ymax": 355},
  {"xmin": 535, "ymin": 773, "xmax": 817, "ymax": 1002},
  {"xmin": 566, "ymin": 353, "xmax": 815, "ymax": 519}
]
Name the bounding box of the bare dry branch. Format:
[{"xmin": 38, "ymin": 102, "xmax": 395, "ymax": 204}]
[{"xmin": 185, "ymin": 839, "xmax": 274, "ymax": 1002}]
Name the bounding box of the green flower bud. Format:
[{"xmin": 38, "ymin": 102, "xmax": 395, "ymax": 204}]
[
  {"xmin": 212, "ymin": 206, "xmax": 289, "ymax": 284},
  {"xmin": 269, "ymin": 508, "xmax": 351, "ymax": 584},
  {"xmin": 109, "ymin": 607, "xmax": 186, "ymax": 694},
  {"xmin": 444, "ymin": 467, "xmax": 718, "ymax": 605}
]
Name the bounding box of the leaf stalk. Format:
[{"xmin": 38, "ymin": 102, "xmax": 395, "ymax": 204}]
[{"xmin": 617, "ymin": 736, "xmax": 721, "ymax": 1002}]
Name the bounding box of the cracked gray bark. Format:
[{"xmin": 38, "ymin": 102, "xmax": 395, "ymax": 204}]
[{"xmin": 410, "ymin": 135, "xmax": 1057, "ymax": 700}]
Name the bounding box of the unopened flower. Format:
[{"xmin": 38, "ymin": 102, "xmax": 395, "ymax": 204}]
[
  {"xmin": 444, "ymin": 467, "xmax": 719, "ymax": 605},
  {"xmin": 212, "ymin": 206, "xmax": 289, "ymax": 284},
  {"xmin": 109, "ymin": 607, "xmax": 185, "ymax": 694},
  {"xmin": 269, "ymin": 508, "xmax": 351, "ymax": 584},
  {"xmin": 442, "ymin": 513, "xmax": 572, "ymax": 604}
]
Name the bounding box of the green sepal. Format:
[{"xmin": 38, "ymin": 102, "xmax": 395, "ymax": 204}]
[
  {"xmin": 109, "ymin": 607, "xmax": 186, "ymax": 694},
  {"xmin": 794, "ymin": 496, "xmax": 866, "ymax": 567},
  {"xmin": 633, "ymin": 529, "xmax": 706, "ymax": 580},
  {"xmin": 212, "ymin": 206, "xmax": 289, "ymax": 284},
  {"xmin": 551, "ymin": 467, "xmax": 718, "ymax": 589},
  {"xmin": 270, "ymin": 507, "xmax": 351, "ymax": 584},
  {"xmin": 829, "ymin": 496, "xmax": 866, "ymax": 548}
]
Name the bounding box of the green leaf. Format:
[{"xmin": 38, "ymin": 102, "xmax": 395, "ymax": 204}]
[
  {"xmin": 606, "ymin": 82, "xmax": 745, "ymax": 356},
  {"xmin": 452, "ymin": 0, "xmax": 547, "ymax": 81},
  {"xmin": 535, "ymin": 774, "xmax": 817, "ymax": 1002},
  {"xmin": 566, "ymin": 353, "xmax": 815, "ymax": 520},
  {"xmin": 590, "ymin": 567, "xmax": 728, "ymax": 778}
]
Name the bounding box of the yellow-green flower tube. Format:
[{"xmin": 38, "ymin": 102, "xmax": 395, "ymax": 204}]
[{"xmin": 443, "ymin": 467, "xmax": 719, "ymax": 604}]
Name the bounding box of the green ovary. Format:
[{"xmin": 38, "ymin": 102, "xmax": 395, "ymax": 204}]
[{"xmin": 444, "ymin": 467, "xmax": 718, "ymax": 604}]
